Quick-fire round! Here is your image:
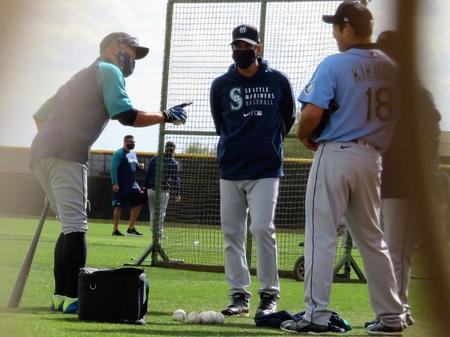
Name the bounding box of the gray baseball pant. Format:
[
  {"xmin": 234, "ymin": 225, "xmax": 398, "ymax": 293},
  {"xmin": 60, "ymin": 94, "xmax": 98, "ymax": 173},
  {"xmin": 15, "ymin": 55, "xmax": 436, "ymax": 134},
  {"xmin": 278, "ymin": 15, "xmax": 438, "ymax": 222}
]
[
  {"xmin": 382, "ymin": 198, "xmax": 416, "ymax": 313},
  {"xmin": 147, "ymin": 188, "xmax": 169, "ymax": 235},
  {"xmin": 31, "ymin": 157, "xmax": 88, "ymax": 234},
  {"xmin": 304, "ymin": 142, "xmax": 403, "ymax": 326},
  {"xmin": 220, "ymin": 178, "xmax": 280, "ymax": 298}
]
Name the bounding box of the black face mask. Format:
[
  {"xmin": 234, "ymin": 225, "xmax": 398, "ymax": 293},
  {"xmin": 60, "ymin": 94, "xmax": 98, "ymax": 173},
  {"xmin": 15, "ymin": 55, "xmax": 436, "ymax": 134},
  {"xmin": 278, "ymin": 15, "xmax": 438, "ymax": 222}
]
[
  {"xmin": 232, "ymin": 49, "xmax": 256, "ymax": 69},
  {"xmin": 116, "ymin": 49, "xmax": 135, "ymax": 77},
  {"xmin": 126, "ymin": 143, "xmax": 135, "ymax": 150}
]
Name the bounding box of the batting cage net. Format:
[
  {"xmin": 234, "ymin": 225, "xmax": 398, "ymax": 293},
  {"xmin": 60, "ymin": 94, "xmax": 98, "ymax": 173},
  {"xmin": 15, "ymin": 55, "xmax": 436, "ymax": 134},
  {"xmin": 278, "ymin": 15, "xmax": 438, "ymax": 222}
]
[{"xmin": 130, "ymin": 0, "xmax": 368, "ymax": 281}]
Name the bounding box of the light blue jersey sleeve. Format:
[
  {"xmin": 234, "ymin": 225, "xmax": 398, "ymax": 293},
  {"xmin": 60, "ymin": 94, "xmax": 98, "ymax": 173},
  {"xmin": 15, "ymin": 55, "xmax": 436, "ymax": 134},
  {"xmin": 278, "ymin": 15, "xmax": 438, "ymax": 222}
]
[
  {"xmin": 98, "ymin": 61, "xmax": 133, "ymax": 118},
  {"xmin": 298, "ymin": 56, "xmax": 336, "ymax": 109}
]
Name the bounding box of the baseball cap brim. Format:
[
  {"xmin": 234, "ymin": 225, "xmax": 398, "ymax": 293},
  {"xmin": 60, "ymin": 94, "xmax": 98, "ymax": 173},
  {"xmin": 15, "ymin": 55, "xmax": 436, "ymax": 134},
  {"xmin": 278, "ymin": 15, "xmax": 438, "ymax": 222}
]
[
  {"xmin": 322, "ymin": 15, "xmax": 338, "ymax": 24},
  {"xmin": 230, "ymin": 38, "xmax": 258, "ymax": 46},
  {"xmin": 135, "ymin": 46, "xmax": 149, "ymax": 60}
]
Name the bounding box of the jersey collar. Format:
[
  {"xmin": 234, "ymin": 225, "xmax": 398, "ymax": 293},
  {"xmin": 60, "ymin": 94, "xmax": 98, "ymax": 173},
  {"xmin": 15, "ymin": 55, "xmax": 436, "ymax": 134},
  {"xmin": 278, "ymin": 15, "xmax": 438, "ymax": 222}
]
[{"xmin": 347, "ymin": 43, "xmax": 377, "ymax": 50}]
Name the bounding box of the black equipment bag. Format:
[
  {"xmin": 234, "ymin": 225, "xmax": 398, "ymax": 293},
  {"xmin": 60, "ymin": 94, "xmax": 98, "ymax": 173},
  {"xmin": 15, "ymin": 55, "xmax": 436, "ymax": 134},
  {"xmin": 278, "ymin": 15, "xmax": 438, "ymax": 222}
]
[{"xmin": 78, "ymin": 267, "xmax": 149, "ymax": 324}]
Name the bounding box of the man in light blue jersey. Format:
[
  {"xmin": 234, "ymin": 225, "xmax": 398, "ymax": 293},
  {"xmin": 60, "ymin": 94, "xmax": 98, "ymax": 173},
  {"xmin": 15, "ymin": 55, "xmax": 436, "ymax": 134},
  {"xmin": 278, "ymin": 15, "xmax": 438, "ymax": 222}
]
[
  {"xmin": 31, "ymin": 32, "xmax": 189, "ymax": 315},
  {"xmin": 280, "ymin": 2, "xmax": 405, "ymax": 335}
]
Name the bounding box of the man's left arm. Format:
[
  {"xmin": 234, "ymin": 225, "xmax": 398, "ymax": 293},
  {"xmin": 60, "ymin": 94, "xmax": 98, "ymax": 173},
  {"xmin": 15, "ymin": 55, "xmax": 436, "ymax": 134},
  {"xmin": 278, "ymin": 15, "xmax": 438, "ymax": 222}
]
[
  {"xmin": 279, "ymin": 76, "xmax": 297, "ymax": 138},
  {"xmin": 99, "ymin": 63, "xmax": 186, "ymax": 127},
  {"xmin": 298, "ymin": 103, "xmax": 325, "ymax": 151},
  {"xmin": 110, "ymin": 150, "xmax": 122, "ymax": 192}
]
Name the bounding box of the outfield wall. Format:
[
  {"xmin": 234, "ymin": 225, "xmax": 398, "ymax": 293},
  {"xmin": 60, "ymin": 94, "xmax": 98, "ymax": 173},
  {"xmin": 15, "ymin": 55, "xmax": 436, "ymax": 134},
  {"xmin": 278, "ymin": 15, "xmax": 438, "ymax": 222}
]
[{"xmin": 0, "ymin": 146, "xmax": 309, "ymax": 229}]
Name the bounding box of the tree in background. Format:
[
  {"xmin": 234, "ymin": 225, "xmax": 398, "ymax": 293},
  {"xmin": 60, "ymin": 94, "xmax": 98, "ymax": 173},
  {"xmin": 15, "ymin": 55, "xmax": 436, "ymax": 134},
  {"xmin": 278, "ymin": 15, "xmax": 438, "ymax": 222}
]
[{"xmin": 185, "ymin": 143, "xmax": 215, "ymax": 155}]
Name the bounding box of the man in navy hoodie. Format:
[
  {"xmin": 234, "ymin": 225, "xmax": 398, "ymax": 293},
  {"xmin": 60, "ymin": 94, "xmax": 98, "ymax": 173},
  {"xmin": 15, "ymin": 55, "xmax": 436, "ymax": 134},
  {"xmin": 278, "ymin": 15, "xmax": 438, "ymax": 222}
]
[{"xmin": 210, "ymin": 24, "xmax": 296, "ymax": 318}]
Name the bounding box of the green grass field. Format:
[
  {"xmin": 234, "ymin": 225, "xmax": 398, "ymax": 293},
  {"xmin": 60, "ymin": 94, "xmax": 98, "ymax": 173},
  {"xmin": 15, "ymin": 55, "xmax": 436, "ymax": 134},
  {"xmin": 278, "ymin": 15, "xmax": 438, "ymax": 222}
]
[
  {"xmin": 127, "ymin": 221, "xmax": 366, "ymax": 279},
  {"xmin": 0, "ymin": 217, "xmax": 434, "ymax": 336}
]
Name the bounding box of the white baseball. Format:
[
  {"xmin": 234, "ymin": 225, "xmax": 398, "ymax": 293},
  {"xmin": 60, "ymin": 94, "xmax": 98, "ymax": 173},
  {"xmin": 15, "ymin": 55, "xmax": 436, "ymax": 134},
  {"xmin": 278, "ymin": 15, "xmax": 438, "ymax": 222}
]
[
  {"xmin": 198, "ymin": 311, "xmax": 207, "ymax": 323},
  {"xmin": 214, "ymin": 311, "xmax": 225, "ymax": 324},
  {"xmin": 173, "ymin": 309, "xmax": 186, "ymax": 321},
  {"xmin": 199, "ymin": 311, "xmax": 215, "ymax": 324},
  {"xmin": 187, "ymin": 311, "xmax": 201, "ymax": 323},
  {"xmin": 208, "ymin": 311, "xmax": 217, "ymax": 323}
]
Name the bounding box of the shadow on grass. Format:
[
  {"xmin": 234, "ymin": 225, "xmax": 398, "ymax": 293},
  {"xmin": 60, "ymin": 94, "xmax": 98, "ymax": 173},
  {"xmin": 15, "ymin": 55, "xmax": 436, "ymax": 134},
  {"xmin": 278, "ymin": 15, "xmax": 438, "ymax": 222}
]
[
  {"xmin": 38, "ymin": 311, "xmax": 171, "ymax": 323},
  {"xmin": 147, "ymin": 310, "xmax": 171, "ymax": 317},
  {"xmin": 1, "ymin": 306, "xmax": 51, "ymax": 314},
  {"xmin": 2, "ymin": 311, "xmax": 369, "ymax": 336},
  {"xmin": 0, "ymin": 233, "xmax": 54, "ymax": 243},
  {"xmin": 63, "ymin": 327, "xmax": 287, "ymax": 336},
  {"xmin": 37, "ymin": 316, "xmax": 288, "ymax": 336},
  {"xmin": 0, "ymin": 234, "xmax": 146, "ymax": 250},
  {"xmin": 63, "ymin": 325, "xmax": 369, "ymax": 337}
]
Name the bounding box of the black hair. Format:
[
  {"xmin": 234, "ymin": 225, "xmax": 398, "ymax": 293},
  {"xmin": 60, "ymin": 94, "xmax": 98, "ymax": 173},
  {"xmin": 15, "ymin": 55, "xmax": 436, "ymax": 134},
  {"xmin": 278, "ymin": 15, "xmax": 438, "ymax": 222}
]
[
  {"xmin": 338, "ymin": 21, "xmax": 373, "ymax": 39},
  {"xmin": 376, "ymin": 30, "xmax": 399, "ymax": 61}
]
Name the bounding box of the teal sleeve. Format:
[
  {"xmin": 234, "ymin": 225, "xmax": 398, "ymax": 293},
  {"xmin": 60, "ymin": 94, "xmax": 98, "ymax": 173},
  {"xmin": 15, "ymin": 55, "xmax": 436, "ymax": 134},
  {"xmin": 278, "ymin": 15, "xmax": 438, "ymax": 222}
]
[
  {"xmin": 110, "ymin": 149, "xmax": 123, "ymax": 184},
  {"xmin": 98, "ymin": 62, "xmax": 133, "ymax": 118},
  {"xmin": 33, "ymin": 96, "xmax": 55, "ymax": 122}
]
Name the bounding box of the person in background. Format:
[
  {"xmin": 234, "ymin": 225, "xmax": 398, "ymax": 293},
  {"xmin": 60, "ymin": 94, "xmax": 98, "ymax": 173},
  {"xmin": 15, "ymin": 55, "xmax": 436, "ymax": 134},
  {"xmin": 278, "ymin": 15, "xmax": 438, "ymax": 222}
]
[
  {"xmin": 369, "ymin": 29, "xmax": 442, "ymax": 329},
  {"xmin": 145, "ymin": 141, "xmax": 181, "ymax": 239},
  {"xmin": 111, "ymin": 135, "xmax": 146, "ymax": 237}
]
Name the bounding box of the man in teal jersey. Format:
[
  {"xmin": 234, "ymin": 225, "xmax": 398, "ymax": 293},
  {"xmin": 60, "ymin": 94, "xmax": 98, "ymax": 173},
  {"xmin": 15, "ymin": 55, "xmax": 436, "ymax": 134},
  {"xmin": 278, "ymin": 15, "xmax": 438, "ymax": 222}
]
[
  {"xmin": 280, "ymin": 2, "xmax": 405, "ymax": 335},
  {"xmin": 111, "ymin": 135, "xmax": 147, "ymax": 237},
  {"xmin": 31, "ymin": 32, "xmax": 189, "ymax": 314}
]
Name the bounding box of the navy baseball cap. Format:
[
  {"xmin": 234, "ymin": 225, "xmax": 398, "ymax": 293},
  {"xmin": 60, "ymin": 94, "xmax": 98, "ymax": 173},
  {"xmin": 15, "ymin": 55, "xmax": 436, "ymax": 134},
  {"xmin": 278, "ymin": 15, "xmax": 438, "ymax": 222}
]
[
  {"xmin": 165, "ymin": 141, "xmax": 176, "ymax": 149},
  {"xmin": 100, "ymin": 32, "xmax": 149, "ymax": 59},
  {"xmin": 322, "ymin": 1, "xmax": 373, "ymax": 28},
  {"xmin": 231, "ymin": 24, "xmax": 260, "ymax": 45}
]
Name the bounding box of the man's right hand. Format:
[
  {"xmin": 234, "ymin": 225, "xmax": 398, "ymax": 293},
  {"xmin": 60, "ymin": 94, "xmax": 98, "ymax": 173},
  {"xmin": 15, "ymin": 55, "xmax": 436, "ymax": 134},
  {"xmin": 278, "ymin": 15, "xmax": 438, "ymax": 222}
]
[
  {"xmin": 300, "ymin": 137, "xmax": 318, "ymax": 151},
  {"xmin": 163, "ymin": 101, "xmax": 192, "ymax": 125},
  {"xmin": 112, "ymin": 184, "xmax": 120, "ymax": 192}
]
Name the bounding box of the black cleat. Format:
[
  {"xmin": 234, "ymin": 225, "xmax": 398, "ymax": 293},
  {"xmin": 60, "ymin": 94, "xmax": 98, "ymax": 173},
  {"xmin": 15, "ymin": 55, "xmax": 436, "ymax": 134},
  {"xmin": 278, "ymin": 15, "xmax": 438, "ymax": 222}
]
[
  {"xmin": 112, "ymin": 230, "xmax": 125, "ymax": 236},
  {"xmin": 255, "ymin": 292, "xmax": 278, "ymax": 317},
  {"xmin": 366, "ymin": 321, "xmax": 404, "ymax": 336},
  {"xmin": 405, "ymin": 313, "xmax": 414, "ymax": 327},
  {"xmin": 365, "ymin": 318, "xmax": 379, "ymax": 328},
  {"xmin": 127, "ymin": 228, "xmax": 143, "ymax": 236},
  {"xmin": 221, "ymin": 293, "xmax": 250, "ymax": 317},
  {"xmin": 280, "ymin": 318, "xmax": 345, "ymax": 334}
]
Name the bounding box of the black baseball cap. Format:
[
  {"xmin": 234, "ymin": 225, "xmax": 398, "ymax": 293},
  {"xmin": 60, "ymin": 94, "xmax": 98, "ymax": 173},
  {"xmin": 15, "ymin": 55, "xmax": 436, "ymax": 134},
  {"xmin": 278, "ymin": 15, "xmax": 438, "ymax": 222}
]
[
  {"xmin": 100, "ymin": 32, "xmax": 149, "ymax": 59},
  {"xmin": 165, "ymin": 141, "xmax": 176, "ymax": 153},
  {"xmin": 376, "ymin": 30, "xmax": 400, "ymax": 60},
  {"xmin": 322, "ymin": 1, "xmax": 373, "ymax": 29},
  {"xmin": 165, "ymin": 141, "xmax": 176, "ymax": 149},
  {"xmin": 231, "ymin": 24, "xmax": 260, "ymax": 45}
]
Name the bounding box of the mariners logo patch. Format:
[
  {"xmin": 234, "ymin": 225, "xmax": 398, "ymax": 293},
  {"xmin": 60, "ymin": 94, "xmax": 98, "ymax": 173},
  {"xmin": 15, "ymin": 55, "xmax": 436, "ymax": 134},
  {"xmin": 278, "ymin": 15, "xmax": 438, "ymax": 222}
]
[
  {"xmin": 304, "ymin": 82, "xmax": 314, "ymax": 95},
  {"xmin": 229, "ymin": 87, "xmax": 243, "ymax": 111}
]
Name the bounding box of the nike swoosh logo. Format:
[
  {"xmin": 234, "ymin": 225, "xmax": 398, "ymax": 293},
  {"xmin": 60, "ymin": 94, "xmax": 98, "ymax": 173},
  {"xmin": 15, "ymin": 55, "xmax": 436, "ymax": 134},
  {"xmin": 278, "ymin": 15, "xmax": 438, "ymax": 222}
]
[
  {"xmin": 340, "ymin": 145, "xmax": 351, "ymax": 149},
  {"xmin": 243, "ymin": 111, "xmax": 252, "ymax": 117}
]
